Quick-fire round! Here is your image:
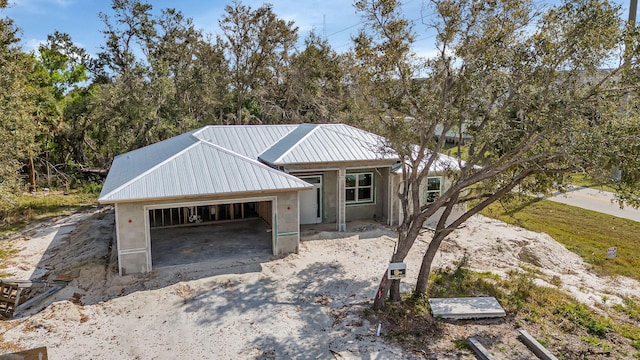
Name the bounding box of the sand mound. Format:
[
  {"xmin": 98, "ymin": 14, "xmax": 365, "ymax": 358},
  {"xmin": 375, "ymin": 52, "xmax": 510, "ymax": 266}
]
[{"xmin": 2, "ymin": 210, "xmax": 638, "ymax": 359}]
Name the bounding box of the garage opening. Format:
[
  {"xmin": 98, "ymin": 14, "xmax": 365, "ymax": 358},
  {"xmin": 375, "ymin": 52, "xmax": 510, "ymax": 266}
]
[{"xmin": 149, "ymin": 200, "xmax": 273, "ymax": 269}]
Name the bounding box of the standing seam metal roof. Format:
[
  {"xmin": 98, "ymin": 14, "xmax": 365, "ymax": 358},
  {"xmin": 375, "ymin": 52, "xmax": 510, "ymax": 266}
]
[
  {"xmin": 99, "ymin": 127, "xmax": 312, "ymax": 203},
  {"xmin": 260, "ymin": 124, "xmax": 396, "ymax": 165},
  {"xmin": 98, "ymin": 123, "xmax": 398, "ymax": 203}
]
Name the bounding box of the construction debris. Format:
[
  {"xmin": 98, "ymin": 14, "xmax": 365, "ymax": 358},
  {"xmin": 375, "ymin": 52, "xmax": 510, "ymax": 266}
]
[
  {"xmin": 428, "ymin": 297, "xmax": 506, "ymax": 320},
  {"xmin": 0, "ymin": 279, "xmax": 68, "ymax": 319},
  {"xmin": 519, "ymin": 329, "xmax": 558, "ymax": 360},
  {"xmin": 0, "ymin": 346, "xmax": 48, "ymax": 360},
  {"xmin": 467, "ymin": 337, "xmax": 495, "ymax": 360}
]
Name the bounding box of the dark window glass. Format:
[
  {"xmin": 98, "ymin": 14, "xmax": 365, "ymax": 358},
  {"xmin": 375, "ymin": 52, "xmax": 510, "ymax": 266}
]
[
  {"xmin": 427, "ymin": 177, "xmax": 441, "ymax": 191},
  {"xmin": 358, "ymin": 188, "xmax": 372, "ymax": 201},
  {"xmin": 346, "ymin": 189, "xmax": 356, "ymax": 201},
  {"xmin": 358, "ymin": 173, "xmax": 372, "ymax": 186},
  {"xmin": 345, "ymin": 175, "xmax": 356, "ymax": 187}
]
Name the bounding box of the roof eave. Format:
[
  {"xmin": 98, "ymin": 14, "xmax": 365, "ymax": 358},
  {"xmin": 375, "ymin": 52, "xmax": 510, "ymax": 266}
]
[
  {"xmin": 273, "ymin": 158, "xmax": 401, "ymax": 168},
  {"xmin": 97, "ymin": 185, "xmax": 313, "ymax": 205}
]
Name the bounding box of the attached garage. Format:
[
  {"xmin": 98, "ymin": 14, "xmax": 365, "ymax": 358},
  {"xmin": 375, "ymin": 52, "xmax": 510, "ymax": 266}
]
[
  {"xmin": 147, "ymin": 199, "xmax": 274, "ymax": 269},
  {"xmin": 99, "ymin": 129, "xmax": 311, "ymax": 275}
]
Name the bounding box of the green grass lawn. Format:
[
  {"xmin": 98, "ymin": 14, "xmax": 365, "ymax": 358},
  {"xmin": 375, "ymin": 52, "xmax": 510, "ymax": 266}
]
[
  {"xmin": 0, "ymin": 190, "xmax": 100, "ymax": 277},
  {"xmin": 442, "ymin": 143, "xmax": 469, "ymax": 160},
  {"xmin": 1, "ymin": 190, "xmax": 99, "ymax": 232},
  {"xmin": 482, "ymin": 198, "xmax": 640, "ymax": 281},
  {"xmin": 568, "ymin": 173, "xmax": 617, "ymax": 192}
]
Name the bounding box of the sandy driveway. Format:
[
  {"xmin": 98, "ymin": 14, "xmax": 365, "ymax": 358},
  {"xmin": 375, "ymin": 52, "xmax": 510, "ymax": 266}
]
[{"xmin": 1, "ymin": 208, "xmax": 639, "ymax": 359}]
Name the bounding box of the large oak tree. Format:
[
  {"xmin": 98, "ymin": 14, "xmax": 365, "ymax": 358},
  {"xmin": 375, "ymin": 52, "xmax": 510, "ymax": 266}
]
[{"xmin": 350, "ymin": 0, "xmax": 640, "ymax": 309}]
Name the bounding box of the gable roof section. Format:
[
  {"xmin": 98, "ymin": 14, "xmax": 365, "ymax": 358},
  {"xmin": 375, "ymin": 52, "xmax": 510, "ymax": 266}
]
[
  {"xmin": 259, "ymin": 124, "xmax": 398, "ymax": 165},
  {"xmin": 99, "ymin": 130, "xmax": 199, "ymax": 201},
  {"xmin": 99, "ymin": 137, "xmax": 311, "ymax": 203}
]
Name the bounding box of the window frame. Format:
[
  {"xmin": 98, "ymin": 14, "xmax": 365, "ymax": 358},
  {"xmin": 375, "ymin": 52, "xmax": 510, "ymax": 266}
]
[
  {"xmin": 345, "ymin": 172, "xmax": 375, "ymax": 204},
  {"xmin": 423, "ymin": 176, "xmax": 443, "ymax": 204}
]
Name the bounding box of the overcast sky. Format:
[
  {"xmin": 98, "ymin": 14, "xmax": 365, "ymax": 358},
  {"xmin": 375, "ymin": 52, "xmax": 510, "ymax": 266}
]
[{"xmin": 3, "ymin": 0, "xmax": 632, "ymax": 59}]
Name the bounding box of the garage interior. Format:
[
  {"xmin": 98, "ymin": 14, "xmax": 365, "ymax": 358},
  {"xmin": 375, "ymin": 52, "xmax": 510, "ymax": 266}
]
[{"xmin": 149, "ymin": 200, "xmax": 273, "ymax": 268}]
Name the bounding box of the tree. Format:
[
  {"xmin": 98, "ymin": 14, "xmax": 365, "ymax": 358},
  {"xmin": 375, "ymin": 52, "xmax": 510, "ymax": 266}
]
[
  {"xmin": 261, "ymin": 31, "xmax": 349, "ymax": 123},
  {"xmin": 90, "ymin": 0, "xmax": 228, "ymax": 166},
  {"xmin": 0, "ymin": 2, "xmax": 41, "ymax": 200},
  {"xmin": 36, "ymin": 31, "xmax": 91, "ymax": 184},
  {"xmin": 219, "ymin": 1, "xmax": 298, "ymax": 124},
  {"xmin": 350, "ymin": 0, "xmax": 640, "ymax": 310}
]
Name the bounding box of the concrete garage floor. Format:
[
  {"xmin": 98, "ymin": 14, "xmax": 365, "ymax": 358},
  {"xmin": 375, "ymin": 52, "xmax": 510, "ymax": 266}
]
[{"xmin": 150, "ymin": 218, "xmax": 272, "ymax": 269}]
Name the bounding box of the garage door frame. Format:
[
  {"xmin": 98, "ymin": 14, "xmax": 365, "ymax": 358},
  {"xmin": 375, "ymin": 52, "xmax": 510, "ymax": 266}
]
[{"xmin": 143, "ymin": 196, "xmax": 277, "ymax": 271}]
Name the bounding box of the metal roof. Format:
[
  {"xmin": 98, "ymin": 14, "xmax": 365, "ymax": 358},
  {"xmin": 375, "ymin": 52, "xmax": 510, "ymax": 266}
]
[
  {"xmin": 259, "ymin": 124, "xmax": 397, "ymax": 165},
  {"xmin": 193, "ymin": 125, "xmax": 296, "ymax": 159},
  {"xmin": 99, "ymin": 123, "xmax": 399, "ymax": 203},
  {"xmin": 99, "ymin": 130, "xmax": 199, "ymax": 201},
  {"xmin": 392, "ymin": 149, "xmax": 464, "ymax": 174},
  {"xmin": 99, "ymin": 132, "xmax": 311, "ymax": 203},
  {"xmin": 258, "ymin": 124, "xmax": 318, "ymax": 164}
]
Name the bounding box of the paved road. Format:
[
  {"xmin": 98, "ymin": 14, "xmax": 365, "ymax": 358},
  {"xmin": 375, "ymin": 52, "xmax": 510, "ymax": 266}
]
[{"xmin": 547, "ymin": 187, "xmax": 640, "ymax": 222}]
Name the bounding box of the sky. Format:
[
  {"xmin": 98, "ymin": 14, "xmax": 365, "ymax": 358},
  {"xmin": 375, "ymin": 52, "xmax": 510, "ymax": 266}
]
[{"xmin": 2, "ymin": 0, "xmax": 633, "ymax": 59}]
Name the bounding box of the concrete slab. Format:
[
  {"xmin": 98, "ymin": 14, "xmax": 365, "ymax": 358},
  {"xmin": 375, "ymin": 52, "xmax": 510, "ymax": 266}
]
[
  {"xmin": 429, "ymin": 297, "xmax": 506, "ymax": 320},
  {"xmin": 150, "ymin": 218, "xmax": 271, "ymax": 268}
]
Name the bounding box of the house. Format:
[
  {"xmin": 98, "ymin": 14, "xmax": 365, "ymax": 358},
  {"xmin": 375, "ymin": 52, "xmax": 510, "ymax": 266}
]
[{"xmin": 99, "ymin": 124, "xmax": 458, "ymax": 275}]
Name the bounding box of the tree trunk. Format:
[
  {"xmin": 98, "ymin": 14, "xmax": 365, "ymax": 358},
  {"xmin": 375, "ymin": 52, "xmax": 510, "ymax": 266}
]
[
  {"xmin": 415, "ymin": 232, "xmax": 447, "ymax": 295},
  {"xmin": 390, "ymin": 279, "xmax": 401, "ymax": 300},
  {"xmin": 372, "ymin": 271, "xmax": 390, "ymax": 310},
  {"xmin": 371, "ymin": 219, "xmax": 426, "ymax": 310},
  {"xmin": 415, "ymin": 194, "xmax": 460, "ymax": 295},
  {"xmin": 29, "ymin": 156, "xmax": 36, "ymax": 192}
]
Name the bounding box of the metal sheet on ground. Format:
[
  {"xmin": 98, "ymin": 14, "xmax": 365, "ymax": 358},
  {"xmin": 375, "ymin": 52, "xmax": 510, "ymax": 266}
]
[
  {"xmin": 0, "ymin": 347, "xmax": 48, "ymax": 360},
  {"xmin": 429, "ymin": 297, "xmax": 506, "ymax": 319}
]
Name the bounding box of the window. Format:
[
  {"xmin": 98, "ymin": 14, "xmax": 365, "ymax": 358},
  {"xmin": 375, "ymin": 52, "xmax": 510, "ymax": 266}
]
[
  {"xmin": 424, "ymin": 177, "xmax": 442, "ymax": 203},
  {"xmin": 346, "ymin": 172, "xmax": 374, "ymax": 203}
]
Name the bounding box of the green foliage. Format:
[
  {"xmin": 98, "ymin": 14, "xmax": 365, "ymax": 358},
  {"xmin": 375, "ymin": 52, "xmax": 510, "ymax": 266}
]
[
  {"xmin": 219, "ymin": 1, "xmax": 298, "ymax": 124},
  {"xmin": 381, "ymin": 261, "xmax": 640, "ymax": 356},
  {"xmin": 452, "ymin": 339, "xmax": 468, "ymax": 351},
  {"xmin": 81, "ymin": 182, "xmax": 103, "ymax": 195},
  {"xmin": 581, "ymin": 336, "xmax": 613, "ymax": 353},
  {"xmin": 567, "ymin": 173, "xmax": 616, "ymax": 193},
  {"xmin": 428, "ymin": 255, "xmax": 501, "ymax": 299},
  {"xmin": 0, "ymin": 9, "xmax": 43, "ymax": 203},
  {"xmin": 554, "ymin": 303, "xmax": 610, "ymax": 336},
  {"xmin": 482, "ymin": 198, "xmax": 640, "ymax": 280},
  {"xmin": 38, "ymin": 31, "xmax": 89, "ymax": 99},
  {"xmin": 354, "ymin": 0, "xmax": 640, "ymax": 306},
  {"xmin": 0, "ymin": 191, "xmax": 98, "ymax": 232},
  {"xmin": 0, "ymin": 0, "xmax": 355, "ymax": 203},
  {"xmin": 613, "ymin": 297, "xmax": 640, "ymax": 321}
]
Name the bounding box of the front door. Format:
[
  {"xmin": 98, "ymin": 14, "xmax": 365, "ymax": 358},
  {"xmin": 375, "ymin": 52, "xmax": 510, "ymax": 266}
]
[{"xmin": 299, "ymin": 176, "xmax": 322, "ymax": 224}]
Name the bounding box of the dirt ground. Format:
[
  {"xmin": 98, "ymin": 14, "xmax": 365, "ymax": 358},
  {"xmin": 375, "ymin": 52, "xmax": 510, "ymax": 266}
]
[{"xmin": 1, "ymin": 206, "xmax": 639, "ymax": 359}]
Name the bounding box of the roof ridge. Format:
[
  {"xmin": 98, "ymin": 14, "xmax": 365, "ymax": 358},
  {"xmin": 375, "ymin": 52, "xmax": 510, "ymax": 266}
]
[
  {"xmin": 111, "ymin": 128, "xmax": 201, "ymax": 161},
  {"xmin": 255, "ymin": 124, "xmax": 298, "ymax": 162},
  {"xmin": 259, "ymin": 124, "xmax": 319, "ymax": 164},
  {"xmin": 190, "ymin": 125, "xmax": 209, "ymax": 141},
  {"xmin": 273, "ymin": 124, "xmax": 319, "ymax": 163},
  {"xmin": 99, "ymin": 139, "xmax": 201, "ymax": 201}
]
